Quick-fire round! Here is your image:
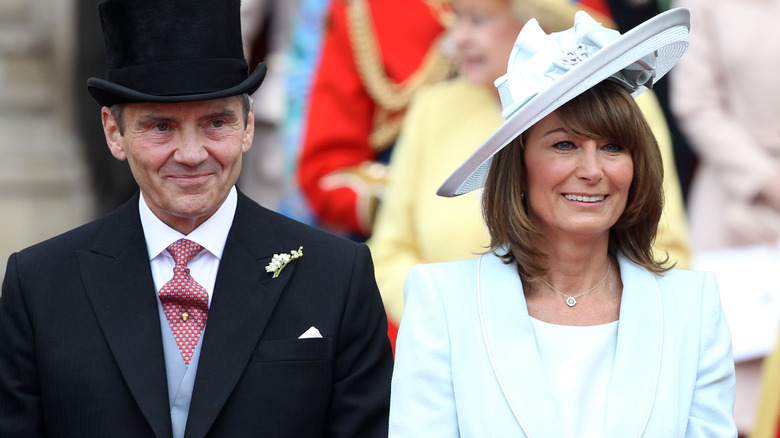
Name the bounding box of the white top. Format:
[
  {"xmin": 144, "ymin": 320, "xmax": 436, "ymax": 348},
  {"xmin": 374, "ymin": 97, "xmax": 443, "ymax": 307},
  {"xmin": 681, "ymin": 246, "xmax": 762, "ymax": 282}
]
[
  {"xmin": 530, "ymin": 317, "xmax": 619, "ymax": 438},
  {"xmin": 139, "ymin": 186, "xmax": 238, "ymax": 305}
]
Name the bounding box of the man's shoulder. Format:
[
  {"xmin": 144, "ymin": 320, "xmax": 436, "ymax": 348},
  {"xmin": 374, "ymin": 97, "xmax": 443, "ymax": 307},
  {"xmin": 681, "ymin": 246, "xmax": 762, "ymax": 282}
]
[
  {"xmin": 236, "ymin": 194, "xmax": 363, "ymax": 252},
  {"xmin": 11, "ymin": 199, "xmax": 138, "ymax": 265}
]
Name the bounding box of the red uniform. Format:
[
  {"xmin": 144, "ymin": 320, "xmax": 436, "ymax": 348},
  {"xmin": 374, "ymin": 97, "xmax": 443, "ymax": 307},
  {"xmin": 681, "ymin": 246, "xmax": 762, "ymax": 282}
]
[
  {"xmin": 576, "ymin": 0, "xmax": 612, "ymax": 18},
  {"xmin": 298, "ymin": 0, "xmax": 450, "ymax": 238}
]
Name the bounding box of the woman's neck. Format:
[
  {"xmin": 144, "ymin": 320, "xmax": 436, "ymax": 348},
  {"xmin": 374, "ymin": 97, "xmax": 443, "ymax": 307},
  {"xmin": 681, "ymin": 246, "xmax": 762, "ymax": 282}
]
[{"xmin": 524, "ymin": 235, "xmax": 621, "ymax": 325}]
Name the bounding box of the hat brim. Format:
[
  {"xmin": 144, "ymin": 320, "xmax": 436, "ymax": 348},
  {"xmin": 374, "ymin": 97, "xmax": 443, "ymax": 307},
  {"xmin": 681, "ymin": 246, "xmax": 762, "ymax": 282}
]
[
  {"xmin": 86, "ymin": 62, "xmax": 268, "ymax": 107},
  {"xmin": 437, "ymin": 9, "xmax": 690, "ymax": 197}
]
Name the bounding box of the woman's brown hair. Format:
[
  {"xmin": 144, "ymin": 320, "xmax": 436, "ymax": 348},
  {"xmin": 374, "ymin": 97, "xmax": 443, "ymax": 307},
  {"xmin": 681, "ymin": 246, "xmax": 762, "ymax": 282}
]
[{"xmin": 482, "ymin": 80, "xmax": 669, "ymax": 283}]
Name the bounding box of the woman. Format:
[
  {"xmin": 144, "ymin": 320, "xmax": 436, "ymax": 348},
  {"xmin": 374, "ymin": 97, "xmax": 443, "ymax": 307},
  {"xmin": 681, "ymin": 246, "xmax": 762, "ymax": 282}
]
[
  {"xmin": 389, "ymin": 9, "xmax": 736, "ymax": 437},
  {"xmin": 367, "ymin": 0, "xmax": 691, "ymax": 341}
]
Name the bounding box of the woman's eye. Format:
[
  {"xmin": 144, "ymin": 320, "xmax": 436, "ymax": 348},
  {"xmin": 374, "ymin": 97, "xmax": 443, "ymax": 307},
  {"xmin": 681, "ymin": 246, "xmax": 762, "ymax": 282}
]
[
  {"xmin": 603, "ymin": 143, "xmax": 624, "ymax": 153},
  {"xmin": 553, "ymin": 141, "xmax": 575, "ymax": 151}
]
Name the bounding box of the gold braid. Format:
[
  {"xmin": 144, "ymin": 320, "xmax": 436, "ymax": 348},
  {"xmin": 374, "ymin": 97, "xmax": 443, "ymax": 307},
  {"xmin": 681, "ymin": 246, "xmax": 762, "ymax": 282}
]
[{"xmin": 346, "ymin": 0, "xmax": 454, "ymax": 151}]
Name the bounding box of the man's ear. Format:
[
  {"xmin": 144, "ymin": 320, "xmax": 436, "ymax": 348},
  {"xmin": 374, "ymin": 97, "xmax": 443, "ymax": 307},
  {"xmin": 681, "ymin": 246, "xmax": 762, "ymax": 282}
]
[
  {"xmin": 101, "ymin": 107, "xmax": 127, "ymax": 161},
  {"xmin": 242, "ymin": 106, "xmax": 255, "ymax": 154}
]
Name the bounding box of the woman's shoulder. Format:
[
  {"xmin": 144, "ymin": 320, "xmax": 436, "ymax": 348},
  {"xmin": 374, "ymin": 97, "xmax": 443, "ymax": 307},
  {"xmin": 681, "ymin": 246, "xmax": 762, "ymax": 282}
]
[
  {"xmin": 407, "ymin": 252, "xmax": 515, "ymax": 290},
  {"xmin": 403, "ymin": 255, "xmax": 509, "ymax": 321},
  {"xmin": 656, "ymin": 267, "xmax": 716, "ymax": 290},
  {"xmin": 620, "ymin": 254, "xmax": 710, "ymax": 285},
  {"xmin": 653, "ymin": 267, "xmax": 724, "ymax": 315},
  {"xmin": 620, "ymin": 255, "xmax": 720, "ymax": 303}
]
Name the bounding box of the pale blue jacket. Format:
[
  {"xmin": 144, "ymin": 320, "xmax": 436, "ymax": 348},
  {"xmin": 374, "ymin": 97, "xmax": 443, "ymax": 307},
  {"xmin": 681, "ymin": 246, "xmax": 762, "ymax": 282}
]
[{"xmin": 389, "ymin": 252, "xmax": 737, "ymax": 437}]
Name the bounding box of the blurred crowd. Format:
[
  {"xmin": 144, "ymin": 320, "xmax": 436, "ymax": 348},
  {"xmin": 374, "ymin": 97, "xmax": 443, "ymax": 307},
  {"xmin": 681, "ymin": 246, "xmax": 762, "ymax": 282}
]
[{"xmin": 61, "ymin": 0, "xmax": 780, "ymax": 436}]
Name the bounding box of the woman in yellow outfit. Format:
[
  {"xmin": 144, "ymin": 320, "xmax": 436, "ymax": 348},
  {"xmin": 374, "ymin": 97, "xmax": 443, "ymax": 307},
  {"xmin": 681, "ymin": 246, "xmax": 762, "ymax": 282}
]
[{"xmin": 368, "ymin": 0, "xmax": 690, "ymax": 328}]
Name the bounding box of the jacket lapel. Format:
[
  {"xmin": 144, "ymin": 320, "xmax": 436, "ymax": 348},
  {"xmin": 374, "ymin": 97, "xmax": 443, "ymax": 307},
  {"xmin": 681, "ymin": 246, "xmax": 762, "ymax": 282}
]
[
  {"xmin": 184, "ymin": 193, "xmax": 295, "ymax": 438},
  {"xmin": 603, "ymin": 255, "xmax": 663, "ymax": 438},
  {"xmin": 477, "ymin": 253, "xmax": 562, "ymax": 437},
  {"xmin": 78, "ymin": 195, "xmax": 173, "ymax": 438}
]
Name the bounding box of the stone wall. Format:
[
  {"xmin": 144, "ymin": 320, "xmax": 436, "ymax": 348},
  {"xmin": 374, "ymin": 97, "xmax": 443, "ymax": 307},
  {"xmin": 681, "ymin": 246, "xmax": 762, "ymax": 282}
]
[{"xmin": 0, "ymin": 0, "xmax": 95, "ymax": 279}]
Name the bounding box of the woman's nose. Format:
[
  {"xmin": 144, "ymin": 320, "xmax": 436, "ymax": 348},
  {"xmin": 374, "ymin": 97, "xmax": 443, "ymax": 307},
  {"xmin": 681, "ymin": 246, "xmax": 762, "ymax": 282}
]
[{"xmin": 575, "ymin": 142, "xmax": 603, "ymax": 182}]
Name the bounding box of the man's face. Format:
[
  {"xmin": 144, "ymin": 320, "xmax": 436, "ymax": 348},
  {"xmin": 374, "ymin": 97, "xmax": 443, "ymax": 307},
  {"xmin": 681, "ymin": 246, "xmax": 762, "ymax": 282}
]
[{"xmin": 102, "ymin": 96, "xmax": 254, "ymax": 234}]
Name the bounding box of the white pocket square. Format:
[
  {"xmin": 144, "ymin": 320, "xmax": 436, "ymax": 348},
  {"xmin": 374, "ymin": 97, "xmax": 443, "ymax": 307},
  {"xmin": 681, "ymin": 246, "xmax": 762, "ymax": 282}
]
[{"xmin": 298, "ymin": 326, "xmax": 322, "ymax": 339}]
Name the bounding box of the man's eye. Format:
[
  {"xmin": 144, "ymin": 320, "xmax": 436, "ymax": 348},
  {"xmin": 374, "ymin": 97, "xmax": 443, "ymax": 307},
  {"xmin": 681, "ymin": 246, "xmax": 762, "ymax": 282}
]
[
  {"xmin": 154, "ymin": 124, "xmax": 169, "ymax": 132},
  {"xmin": 212, "ymin": 120, "xmax": 225, "ymax": 128}
]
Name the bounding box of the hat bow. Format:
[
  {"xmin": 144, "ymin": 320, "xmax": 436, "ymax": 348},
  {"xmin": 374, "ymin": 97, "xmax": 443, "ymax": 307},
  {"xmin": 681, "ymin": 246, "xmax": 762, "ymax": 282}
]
[{"xmin": 496, "ymin": 11, "xmax": 657, "ymax": 119}]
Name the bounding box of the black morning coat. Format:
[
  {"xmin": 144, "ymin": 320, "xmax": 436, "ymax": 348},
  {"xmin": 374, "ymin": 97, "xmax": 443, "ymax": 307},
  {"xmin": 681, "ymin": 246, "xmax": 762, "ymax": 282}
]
[{"xmin": 0, "ymin": 190, "xmax": 393, "ymax": 437}]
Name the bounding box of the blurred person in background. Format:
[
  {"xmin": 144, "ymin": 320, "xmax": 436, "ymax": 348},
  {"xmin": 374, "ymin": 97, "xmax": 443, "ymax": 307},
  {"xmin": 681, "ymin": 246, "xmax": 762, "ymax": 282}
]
[
  {"xmin": 238, "ymin": 0, "xmax": 299, "ymax": 210},
  {"xmin": 368, "ymin": 0, "xmax": 690, "ymax": 346},
  {"xmin": 671, "ymin": 1, "xmax": 780, "ymax": 435},
  {"xmin": 671, "ymin": 0, "xmax": 780, "ymax": 251},
  {"xmin": 297, "ymin": 0, "xmax": 454, "ymax": 240},
  {"xmin": 240, "ymin": 0, "xmax": 335, "ymax": 227}
]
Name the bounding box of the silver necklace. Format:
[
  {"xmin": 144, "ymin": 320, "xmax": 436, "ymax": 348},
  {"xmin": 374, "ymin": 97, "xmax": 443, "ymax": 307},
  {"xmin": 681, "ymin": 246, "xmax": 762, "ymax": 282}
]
[{"xmin": 541, "ymin": 262, "xmax": 611, "ymax": 307}]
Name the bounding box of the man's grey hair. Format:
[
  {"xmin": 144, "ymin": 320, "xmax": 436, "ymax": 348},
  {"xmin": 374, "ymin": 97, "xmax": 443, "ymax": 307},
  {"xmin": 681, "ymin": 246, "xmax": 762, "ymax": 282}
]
[{"xmin": 109, "ymin": 93, "xmax": 253, "ymax": 135}]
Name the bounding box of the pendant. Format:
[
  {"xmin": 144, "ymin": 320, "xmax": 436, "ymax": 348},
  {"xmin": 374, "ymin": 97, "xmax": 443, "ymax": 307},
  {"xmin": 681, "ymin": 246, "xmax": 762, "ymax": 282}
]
[{"xmin": 566, "ymin": 297, "xmax": 577, "ymax": 307}]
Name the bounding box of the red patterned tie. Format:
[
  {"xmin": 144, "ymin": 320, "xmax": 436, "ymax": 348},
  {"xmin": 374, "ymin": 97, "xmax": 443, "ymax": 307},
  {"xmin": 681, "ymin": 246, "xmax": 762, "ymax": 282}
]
[{"xmin": 158, "ymin": 238, "xmax": 209, "ymax": 365}]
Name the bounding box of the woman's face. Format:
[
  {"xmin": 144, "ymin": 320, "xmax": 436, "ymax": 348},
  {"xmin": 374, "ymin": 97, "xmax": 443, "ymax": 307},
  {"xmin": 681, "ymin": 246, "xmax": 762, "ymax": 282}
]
[
  {"xmin": 523, "ymin": 110, "xmax": 634, "ymax": 241},
  {"xmin": 450, "ymin": 0, "xmax": 523, "ymax": 88}
]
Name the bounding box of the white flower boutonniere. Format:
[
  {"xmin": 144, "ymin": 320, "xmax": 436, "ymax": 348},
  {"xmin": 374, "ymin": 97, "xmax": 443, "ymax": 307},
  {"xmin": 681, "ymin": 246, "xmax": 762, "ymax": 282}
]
[{"xmin": 265, "ymin": 246, "xmax": 304, "ymax": 278}]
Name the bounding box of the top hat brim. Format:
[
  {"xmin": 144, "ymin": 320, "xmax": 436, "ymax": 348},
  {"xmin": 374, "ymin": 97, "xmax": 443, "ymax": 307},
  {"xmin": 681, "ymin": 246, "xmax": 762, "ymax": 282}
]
[
  {"xmin": 437, "ymin": 9, "xmax": 690, "ymax": 197},
  {"xmin": 87, "ymin": 62, "xmax": 268, "ymax": 107}
]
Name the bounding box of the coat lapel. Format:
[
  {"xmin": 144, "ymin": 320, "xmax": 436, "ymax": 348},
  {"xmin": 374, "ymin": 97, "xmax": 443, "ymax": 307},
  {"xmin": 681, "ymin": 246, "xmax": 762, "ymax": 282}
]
[
  {"xmin": 477, "ymin": 253, "xmax": 562, "ymax": 437},
  {"xmin": 78, "ymin": 195, "xmax": 173, "ymax": 438},
  {"xmin": 603, "ymin": 255, "xmax": 663, "ymax": 438},
  {"xmin": 184, "ymin": 193, "xmax": 296, "ymax": 438}
]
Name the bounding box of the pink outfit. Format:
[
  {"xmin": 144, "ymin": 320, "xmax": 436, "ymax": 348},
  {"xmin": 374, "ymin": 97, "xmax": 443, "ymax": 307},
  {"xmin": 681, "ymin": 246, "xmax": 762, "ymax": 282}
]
[{"xmin": 671, "ymin": 0, "xmax": 780, "ymax": 250}]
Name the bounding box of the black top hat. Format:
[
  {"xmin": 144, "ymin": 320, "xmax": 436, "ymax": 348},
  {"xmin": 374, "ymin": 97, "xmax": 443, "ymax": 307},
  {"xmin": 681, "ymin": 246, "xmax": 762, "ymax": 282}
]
[{"xmin": 87, "ymin": 0, "xmax": 267, "ymax": 107}]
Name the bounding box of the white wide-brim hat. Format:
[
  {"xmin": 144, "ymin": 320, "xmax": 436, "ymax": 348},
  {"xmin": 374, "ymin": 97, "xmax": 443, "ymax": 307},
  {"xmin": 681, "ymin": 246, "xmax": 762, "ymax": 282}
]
[{"xmin": 437, "ymin": 8, "xmax": 690, "ymax": 197}]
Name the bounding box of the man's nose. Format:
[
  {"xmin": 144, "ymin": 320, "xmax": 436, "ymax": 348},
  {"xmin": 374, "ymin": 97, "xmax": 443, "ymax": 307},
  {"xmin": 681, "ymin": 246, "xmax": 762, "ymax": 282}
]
[{"xmin": 173, "ymin": 130, "xmax": 209, "ymax": 166}]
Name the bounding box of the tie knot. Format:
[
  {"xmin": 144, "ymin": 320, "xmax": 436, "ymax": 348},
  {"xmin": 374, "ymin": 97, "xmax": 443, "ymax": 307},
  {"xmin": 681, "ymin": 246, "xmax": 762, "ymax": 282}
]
[{"xmin": 166, "ymin": 238, "xmax": 205, "ymax": 267}]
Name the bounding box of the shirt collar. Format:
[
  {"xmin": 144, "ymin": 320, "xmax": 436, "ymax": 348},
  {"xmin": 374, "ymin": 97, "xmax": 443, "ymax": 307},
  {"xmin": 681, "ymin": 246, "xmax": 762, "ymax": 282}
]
[{"xmin": 139, "ymin": 186, "xmax": 237, "ymax": 261}]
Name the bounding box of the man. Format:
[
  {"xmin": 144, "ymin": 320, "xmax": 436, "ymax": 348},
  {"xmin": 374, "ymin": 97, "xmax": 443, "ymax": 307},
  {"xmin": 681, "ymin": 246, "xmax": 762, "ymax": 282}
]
[{"xmin": 0, "ymin": 1, "xmax": 393, "ymax": 437}]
